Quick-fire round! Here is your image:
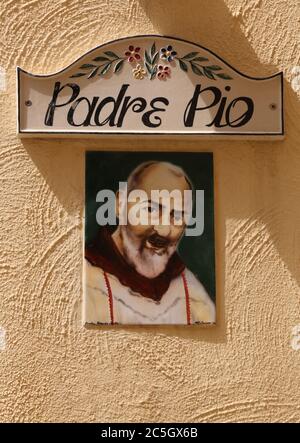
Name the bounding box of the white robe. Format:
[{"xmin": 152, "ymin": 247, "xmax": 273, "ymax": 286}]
[{"xmin": 83, "ymin": 259, "xmax": 215, "ymax": 325}]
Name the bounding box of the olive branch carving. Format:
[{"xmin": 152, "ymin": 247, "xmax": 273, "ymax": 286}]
[{"xmin": 70, "ymin": 43, "xmax": 232, "ymax": 81}]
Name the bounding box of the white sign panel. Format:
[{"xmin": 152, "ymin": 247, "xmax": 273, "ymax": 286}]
[{"xmin": 17, "ymin": 35, "xmax": 284, "ymax": 137}]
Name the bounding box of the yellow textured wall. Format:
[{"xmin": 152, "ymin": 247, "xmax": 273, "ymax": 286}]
[{"xmin": 0, "ymin": 0, "xmax": 300, "ymax": 423}]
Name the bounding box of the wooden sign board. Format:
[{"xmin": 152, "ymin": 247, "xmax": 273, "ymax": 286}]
[{"xmin": 17, "ymin": 35, "xmax": 283, "ymax": 137}]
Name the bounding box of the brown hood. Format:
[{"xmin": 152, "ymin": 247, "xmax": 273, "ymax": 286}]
[{"xmin": 85, "ymin": 227, "xmax": 185, "ymax": 302}]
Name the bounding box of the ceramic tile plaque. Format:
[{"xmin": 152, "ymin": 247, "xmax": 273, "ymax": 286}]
[
  {"xmin": 84, "ymin": 151, "xmax": 216, "ymax": 325},
  {"xmin": 17, "ymin": 35, "xmax": 283, "ymax": 137}
]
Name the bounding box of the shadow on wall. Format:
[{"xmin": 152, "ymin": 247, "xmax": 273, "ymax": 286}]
[
  {"xmin": 23, "ymin": 0, "xmax": 300, "ymax": 344},
  {"xmin": 138, "ymin": 0, "xmax": 280, "ymax": 77}
]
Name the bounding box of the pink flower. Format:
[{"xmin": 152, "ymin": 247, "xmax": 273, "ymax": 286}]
[
  {"xmin": 125, "ymin": 45, "xmax": 141, "ymax": 63},
  {"xmin": 157, "ymin": 65, "xmax": 171, "ymax": 80}
]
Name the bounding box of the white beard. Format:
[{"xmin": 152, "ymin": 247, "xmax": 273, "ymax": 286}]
[{"xmin": 120, "ymin": 227, "xmax": 176, "ymax": 279}]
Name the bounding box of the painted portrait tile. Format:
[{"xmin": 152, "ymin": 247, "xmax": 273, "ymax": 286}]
[{"xmin": 84, "ymin": 151, "xmax": 216, "ymax": 325}]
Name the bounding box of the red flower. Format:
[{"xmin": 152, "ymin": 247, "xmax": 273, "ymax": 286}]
[
  {"xmin": 157, "ymin": 65, "xmax": 171, "ymax": 80},
  {"xmin": 125, "ymin": 45, "xmax": 141, "ymax": 63}
]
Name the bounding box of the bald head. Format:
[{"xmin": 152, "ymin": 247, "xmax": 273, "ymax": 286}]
[{"xmin": 127, "ymin": 161, "xmax": 192, "ymax": 194}]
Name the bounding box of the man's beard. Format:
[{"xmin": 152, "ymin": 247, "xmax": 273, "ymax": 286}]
[{"xmin": 120, "ymin": 226, "xmax": 177, "ymax": 279}]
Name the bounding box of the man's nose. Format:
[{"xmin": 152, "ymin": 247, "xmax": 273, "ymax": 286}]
[{"xmin": 153, "ymin": 224, "xmax": 171, "ymax": 237}]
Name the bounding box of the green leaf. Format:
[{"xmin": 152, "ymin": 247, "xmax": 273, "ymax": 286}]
[
  {"xmin": 70, "ymin": 72, "xmax": 86, "ymax": 78},
  {"xmin": 216, "ymin": 72, "xmax": 233, "ymax": 80},
  {"xmin": 152, "ymin": 51, "xmax": 159, "ymax": 65},
  {"xmin": 151, "ymin": 42, "xmax": 156, "ymax": 57},
  {"xmin": 145, "ymin": 61, "xmax": 152, "ymax": 75},
  {"xmin": 114, "ymin": 59, "xmax": 124, "ymax": 73},
  {"xmin": 150, "ymin": 65, "xmax": 157, "ymax": 80},
  {"xmin": 206, "ymin": 65, "xmax": 222, "ymax": 71},
  {"xmin": 179, "ymin": 59, "xmax": 188, "ymax": 72},
  {"xmin": 191, "ymin": 63, "xmax": 203, "ymax": 76},
  {"xmin": 145, "ymin": 50, "xmax": 151, "ymax": 66},
  {"xmin": 99, "ymin": 62, "xmax": 112, "ymax": 76},
  {"xmin": 87, "ymin": 67, "xmax": 99, "ymax": 78},
  {"xmin": 182, "ymin": 52, "xmax": 199, "ymax": 60},
  {"xmin": 104, "ymin": 51, "xmax": 119, "ymax": 59},
  {"xmin": 203, "ymin": 67, "xmax": 215, "ymax": 79},
  {"xmin": 192, "ymin": 56, "xmax": 209, "ymax": 62},
  {"xmin": 93, "ymin": 56, "xmax": 109, "ymax": 62},
  {"xmin": 80, "ymin": 63, "xmax": 97, "ymax": 69}
]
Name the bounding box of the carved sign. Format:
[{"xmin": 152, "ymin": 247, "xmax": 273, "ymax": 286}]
[{"xmin": 17, "ymin": 35, "xmax": 283, "ymax": 137}]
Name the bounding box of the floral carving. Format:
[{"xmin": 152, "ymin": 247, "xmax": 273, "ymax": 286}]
[
  {"xmin": 125, "ymin": 46, "xmax": 141, "ymax": 63},
  {"xmin": 160, "ymin": 45, "xmax": 177, "ymax": 62},
  {"xmin": 70, "ymin": 42, "xmax": 232, "ymax": 81},
  {"xmin": 132, "ymin": 64, "xmax": 147, "ymax": 80},
  {"xmin": 157, "ymin": 65, "xmax": 171, "ymax": 80}
]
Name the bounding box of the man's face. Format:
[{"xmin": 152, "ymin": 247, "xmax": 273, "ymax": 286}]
[{"xmin": 117, "ymin": 163, "xmax": 192, "ymax": 278}]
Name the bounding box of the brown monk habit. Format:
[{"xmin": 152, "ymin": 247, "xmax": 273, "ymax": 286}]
[{"xmin": 85, "ymin": 227, "xmax": 185, "ymax": 302}]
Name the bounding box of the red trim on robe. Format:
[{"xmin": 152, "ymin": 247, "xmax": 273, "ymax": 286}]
[{"xmin": 85, "ymin": 227, "xmax": 186, "ymax": 302}]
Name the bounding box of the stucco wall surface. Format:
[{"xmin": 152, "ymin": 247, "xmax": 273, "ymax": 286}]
[{"xmin": 0, "ymin": 0, "xmax": 299, "ymax": 423}]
